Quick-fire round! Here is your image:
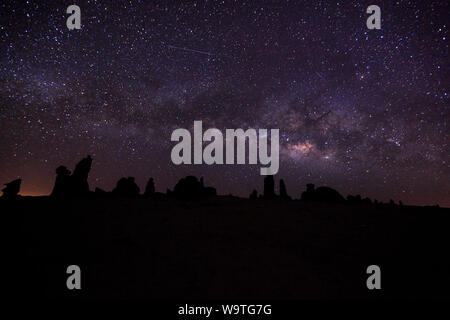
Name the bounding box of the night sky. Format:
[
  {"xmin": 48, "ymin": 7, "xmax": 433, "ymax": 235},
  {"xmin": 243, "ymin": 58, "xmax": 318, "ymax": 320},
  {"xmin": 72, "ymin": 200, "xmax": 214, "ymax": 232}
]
[{"xmin": 0, "ymin": 1, "xmax": 448, "ymax": 206}]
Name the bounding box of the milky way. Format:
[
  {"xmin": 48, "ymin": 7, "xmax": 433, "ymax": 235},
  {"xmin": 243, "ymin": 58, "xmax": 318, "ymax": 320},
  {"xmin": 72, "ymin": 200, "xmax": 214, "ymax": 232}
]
[{"xmin": 0, "ymin": 1, "xmax": 448, "ymax": 206}]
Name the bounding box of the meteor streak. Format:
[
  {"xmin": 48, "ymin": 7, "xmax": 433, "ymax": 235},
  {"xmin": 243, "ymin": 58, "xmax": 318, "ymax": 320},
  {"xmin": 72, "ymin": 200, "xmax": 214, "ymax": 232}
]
[{"xmin": 167, "ymin": 45, "xmax": 216, "ymax": 56}]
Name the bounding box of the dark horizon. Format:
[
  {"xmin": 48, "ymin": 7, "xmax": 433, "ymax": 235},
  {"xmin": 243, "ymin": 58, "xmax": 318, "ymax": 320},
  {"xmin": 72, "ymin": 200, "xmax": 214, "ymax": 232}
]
[{"xmin": 1, "ymin": 154, "xmax": 447, "ymax": 208}]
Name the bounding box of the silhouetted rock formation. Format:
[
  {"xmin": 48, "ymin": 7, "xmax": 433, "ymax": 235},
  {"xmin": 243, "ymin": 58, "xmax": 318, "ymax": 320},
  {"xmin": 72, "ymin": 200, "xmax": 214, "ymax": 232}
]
[
  {"xmin": 301, "ymin": 183, "xmax": 316, "ymax": 201},
  {"xmin": 112, "ymin": 177, "xmax": 140, "ymax": 197},
  {"xmin": 51, "ymin": 166, "xmax": 71, "ymax": 197},
  {"xmin": 263, "ymin": 175, "xmax": 275, "ymax": 199},
  {"xmin": 174, "ymin": 176, "xmax": 202, "ymax": 198},
  {"xmin": 204, "ymin": 186, "xmax": 217, "ymax": 197},
  {"xmin": 71, "ymin": 155, "xmax": 92, "ymax": 196},
  {"xmin": 301, "ymin": 184, "xmax": 344, "ymax": 203},
  {"xmin": 19, "ymin": 152, "xmax": 417, "ymax": 207},
  {"xmin": 144, "ymin": 178, "xmax": 155, "ymax": 197},
  {"xmin": 171, "ymin": 176, "xmax": 216, "ymax": 199},
  {"xmin": 279, "ymin": 179, "xmax": 291, "ymax": 200},
  {"xmin": 1, "ymin": 178, "xmax": 21, "ymax": 199},
  {"xmin": 346, "ymin": 194, "xmax": 365, "ymax": 204},
  {"xmin": 200, "ymin": 177, "xmax": 205, "ymax": 188},
  {"xmin": 51, "ymin": 155, "xmax": 92, "ymax": 197},
  {"xmin": 315, "ymin": 187, "xmax": 345, "ymax": 203}
]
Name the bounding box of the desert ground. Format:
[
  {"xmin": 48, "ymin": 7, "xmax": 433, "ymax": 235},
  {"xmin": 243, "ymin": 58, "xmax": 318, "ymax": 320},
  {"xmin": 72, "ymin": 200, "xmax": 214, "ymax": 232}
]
[{"xmin": 8, "ymin": 195, "xmax": 450, "ymax": 299}]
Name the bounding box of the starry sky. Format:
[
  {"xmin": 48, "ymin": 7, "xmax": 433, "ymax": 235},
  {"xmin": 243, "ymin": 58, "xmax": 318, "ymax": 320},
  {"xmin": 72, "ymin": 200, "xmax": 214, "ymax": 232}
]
[{"xmin": 0, "ymin": 1, "xmax": 448, "ymax": 206}]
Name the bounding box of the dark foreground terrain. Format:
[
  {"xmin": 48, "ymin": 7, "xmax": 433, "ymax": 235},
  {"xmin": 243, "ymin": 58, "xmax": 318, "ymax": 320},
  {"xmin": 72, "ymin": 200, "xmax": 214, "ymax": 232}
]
[{"xmin": 8, "ymin": 196, "xmax": 450, "ymax": 299}]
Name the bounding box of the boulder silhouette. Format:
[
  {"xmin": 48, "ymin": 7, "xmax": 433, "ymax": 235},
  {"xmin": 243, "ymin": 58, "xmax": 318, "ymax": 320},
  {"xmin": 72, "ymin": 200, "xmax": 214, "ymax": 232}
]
[
  {"xmin": 112, "ymin": 177, "xmax": 140, "ymax": 197},
  {"xmin": 200, "ymin": 177, "xmax": 205, "ymax": 188},
  {"xmin": 346, "ymin": 194, "xmax": 362, "ymax": 204},
  {"xmin": 199, "ymin": 176, "xmax": 216, "ymax": 196},
  {"xmin": 174, "ymin": 176, "xmax": 202, "ymax": 198},
  {"xmin": 51, "ymin": 166, "xmax": 71, "ymax": 197},
  {"xmin": 279, "ymin": 179, "xmax": 291, "ymax": 200},
  {"xmin": 71, "ymin": 155, "xmax": 92, "ymax": 196},
  {"xmin": 301, "ymin": 184, "xmax": 344, "ymax": 203},
  {"xmin": 301, "ymin": 183, "xmax": 316, "ymax": 201},
  {"xmin": 314, "ymin": 187, "xmax": 345, "ymax": 203},
  {"xmin": 144, "ymin": 178, "xmax": 155, "ymax": 197},
  {"xmin": 51, "ymin": 155, "xmax": 92, "ymax": 197},
  {"xmin": 263, "ymin": 175, "xmax": 275, "ymax": 199},
  {"xmin": 172, "ymin": 176, "xmax": 216, "ymax": 199},
  {"xmin": 1, "ymin": 178, "xmax": 21, "ymax": 199},
  {"xmin": 204, "ymin": 186, "xmax": 217, "ymax": 197}
]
